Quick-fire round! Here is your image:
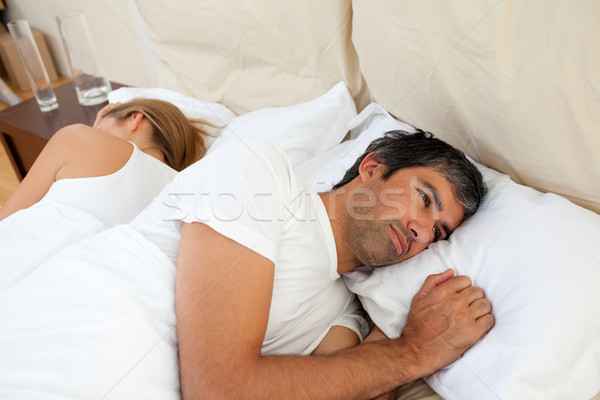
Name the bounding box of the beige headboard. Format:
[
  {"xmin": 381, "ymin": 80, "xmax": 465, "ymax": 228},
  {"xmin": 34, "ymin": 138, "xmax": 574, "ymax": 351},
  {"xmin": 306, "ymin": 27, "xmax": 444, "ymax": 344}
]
[
  {"xmin": 134, "ymin": 0, "xmax": 370, "ymax": 113},
  {"xmin": 135, "ymin": 0, "xmax": 599, "ymax": 214}
]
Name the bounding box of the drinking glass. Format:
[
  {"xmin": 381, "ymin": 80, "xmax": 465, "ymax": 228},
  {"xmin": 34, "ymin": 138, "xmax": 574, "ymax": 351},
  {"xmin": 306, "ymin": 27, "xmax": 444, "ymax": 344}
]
[
  {"xmin": 7, "ymin": 20, "xmax": 58, "ymax": 112},
  {"xmin": 56, "ymin": 10, "xmax": 111, "ymax": 106}
]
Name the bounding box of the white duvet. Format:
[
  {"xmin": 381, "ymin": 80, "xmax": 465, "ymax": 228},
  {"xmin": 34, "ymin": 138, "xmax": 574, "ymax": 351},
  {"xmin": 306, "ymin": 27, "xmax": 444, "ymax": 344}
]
[
  {"xmin": 0, "ymin": 201, "xmax": 105, "ymax": 294},
  {"xmin": 0, "ymin": 224, "xmax": 181, "ymax": 399}
]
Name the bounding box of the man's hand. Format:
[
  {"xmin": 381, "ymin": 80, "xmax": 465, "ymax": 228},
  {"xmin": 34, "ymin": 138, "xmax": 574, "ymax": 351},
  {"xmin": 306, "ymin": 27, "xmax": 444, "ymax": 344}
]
[{"xmin": 399, "ymin": 269, "xmax": 494, "ymax": 376}]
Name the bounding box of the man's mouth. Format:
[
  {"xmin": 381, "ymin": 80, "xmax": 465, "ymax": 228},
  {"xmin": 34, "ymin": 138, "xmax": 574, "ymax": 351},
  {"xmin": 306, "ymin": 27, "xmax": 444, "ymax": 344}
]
[{"xmin": 389, "ymin": 225, "xmax": 408, "ymax": 256}]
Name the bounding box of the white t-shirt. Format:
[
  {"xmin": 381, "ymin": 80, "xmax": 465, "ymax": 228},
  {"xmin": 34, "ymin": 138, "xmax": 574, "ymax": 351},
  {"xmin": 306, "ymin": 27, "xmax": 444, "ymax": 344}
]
[{"xmin": 133, "ymin": 137, "xmax": 368, "ymax": 354}]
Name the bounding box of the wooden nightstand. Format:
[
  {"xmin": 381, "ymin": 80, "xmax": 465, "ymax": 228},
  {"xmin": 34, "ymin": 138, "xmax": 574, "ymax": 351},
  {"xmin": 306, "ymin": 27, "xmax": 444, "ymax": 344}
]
[{"xmin": 0, "ymin": 80, "xmax": 124, "ymax": 180}]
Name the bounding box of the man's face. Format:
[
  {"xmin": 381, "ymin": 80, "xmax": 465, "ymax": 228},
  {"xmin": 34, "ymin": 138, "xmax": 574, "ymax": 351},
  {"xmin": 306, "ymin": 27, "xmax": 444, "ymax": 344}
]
[{"xmin": 344, "ymin": 166, "xmax": 465, "ymax": 267}]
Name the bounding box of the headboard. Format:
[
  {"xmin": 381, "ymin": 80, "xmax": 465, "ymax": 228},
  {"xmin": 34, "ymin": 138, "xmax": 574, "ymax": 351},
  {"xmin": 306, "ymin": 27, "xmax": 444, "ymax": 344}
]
[{"xmin": 134, "ymin": 0, "xmax": 599, "ymax": 214}]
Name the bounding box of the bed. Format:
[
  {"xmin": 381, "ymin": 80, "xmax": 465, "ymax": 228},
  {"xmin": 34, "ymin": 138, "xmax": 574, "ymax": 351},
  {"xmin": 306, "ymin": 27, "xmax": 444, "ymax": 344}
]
[
  {"xmin": 0, "ymin": 1, "xmax": 598, "ymax": 399},
  {"xmin": 135, "ymin": 2, "xmax": 599, "ymax": 397}
]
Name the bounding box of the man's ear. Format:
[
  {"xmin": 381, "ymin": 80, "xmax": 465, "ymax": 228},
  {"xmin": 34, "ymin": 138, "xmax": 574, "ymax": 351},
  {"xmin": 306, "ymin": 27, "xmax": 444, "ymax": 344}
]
[{"xmin": 357, "ymin": 152, "xmax": 385, "ymax": 182}]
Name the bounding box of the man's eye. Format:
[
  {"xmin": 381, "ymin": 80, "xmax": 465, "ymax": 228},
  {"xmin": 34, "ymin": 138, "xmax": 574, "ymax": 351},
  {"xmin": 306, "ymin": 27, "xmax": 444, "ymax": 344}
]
[
  {"xmin": 419, "ymin": 190, "xmax": 431, "ymax": 207},
  {"xmin": 433, "ymin": 226, "xmax": 441, "ymax": 241}
]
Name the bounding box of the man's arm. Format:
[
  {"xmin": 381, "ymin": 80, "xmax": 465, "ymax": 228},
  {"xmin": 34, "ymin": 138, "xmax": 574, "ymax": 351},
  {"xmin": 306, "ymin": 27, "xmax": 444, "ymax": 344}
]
[
  {"xmin": 362, "ymin": 326, "xmax": 399, "ymax": 400},
  {"xmin": 311, "ymin": 325, "xmax": 361, "ymax": 356},
  {"xmin": 313, "ymin": 324, "xmax": 399, "ymax": 400},
  {"xmin": 176, "ymin": 221, "xmax": 494, "ymax": 400}
]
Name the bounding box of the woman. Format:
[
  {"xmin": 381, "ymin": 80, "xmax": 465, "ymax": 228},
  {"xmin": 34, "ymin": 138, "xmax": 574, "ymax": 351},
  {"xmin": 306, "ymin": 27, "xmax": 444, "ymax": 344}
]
[
  {"xmin": 0, "ymin": 98, "xmax": 214, "ymax": 292},
  {"xmin": 0, "ymin": 98, "xmax": 212, "ymax": 222}
]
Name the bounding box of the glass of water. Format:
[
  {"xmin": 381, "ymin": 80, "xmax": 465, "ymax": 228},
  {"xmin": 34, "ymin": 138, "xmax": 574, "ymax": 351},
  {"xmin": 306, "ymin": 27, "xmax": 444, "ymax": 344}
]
[
  {"xmin": 56, "ymin": 10, "xmax": 111, "ymax": 106},
  {"xmin": 7, "ymin": 20, "xmax": 58, "ymax": 112}
]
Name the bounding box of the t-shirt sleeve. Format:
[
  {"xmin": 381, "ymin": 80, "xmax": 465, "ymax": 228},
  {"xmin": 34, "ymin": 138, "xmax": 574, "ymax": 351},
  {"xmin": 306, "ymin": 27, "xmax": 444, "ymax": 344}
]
[
  {"xmin": 304, "ymin": 295, "xmax": 370, "ymax": 355},
  {"xmin": 329, "ymin": 296, "xmax": 370, "ymax": 342},
  {"xmin": 164, "ymin": 137, "xmax": 291, "ymax": 263}
]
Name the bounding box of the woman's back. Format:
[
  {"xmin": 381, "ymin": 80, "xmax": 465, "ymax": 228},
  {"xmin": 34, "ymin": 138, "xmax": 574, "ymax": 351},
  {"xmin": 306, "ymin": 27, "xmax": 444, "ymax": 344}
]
[
  {"xmin": 0, "ymin": 127, "xmax": 177, "ymax": 292},
  {"xmin": 42, "ymin": 141, "xmax": 176, "ymax": 227},
  {"xmin": 0, "ymin": 98, "xmax": 212, "ymax": 292}
]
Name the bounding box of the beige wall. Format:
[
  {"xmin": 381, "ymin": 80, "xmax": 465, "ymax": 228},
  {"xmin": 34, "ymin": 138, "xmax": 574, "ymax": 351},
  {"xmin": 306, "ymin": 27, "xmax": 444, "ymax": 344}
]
[{"xmin": 2, "ymin": 0, "xmax": 156, "ymax": 88}]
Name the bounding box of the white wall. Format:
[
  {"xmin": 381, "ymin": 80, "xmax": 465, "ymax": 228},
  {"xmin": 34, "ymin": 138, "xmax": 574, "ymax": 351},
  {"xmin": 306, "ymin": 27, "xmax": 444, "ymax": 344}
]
[{"xmin": 3, "ymin": 0, "xmax": 156, "ymax": 87}]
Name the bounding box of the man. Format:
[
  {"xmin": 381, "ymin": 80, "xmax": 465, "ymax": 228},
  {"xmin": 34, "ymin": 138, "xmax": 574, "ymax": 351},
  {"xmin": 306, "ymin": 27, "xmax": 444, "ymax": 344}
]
[{"xmin": 174, "ymin": 130, "xmax": 493, "ymax": 399}]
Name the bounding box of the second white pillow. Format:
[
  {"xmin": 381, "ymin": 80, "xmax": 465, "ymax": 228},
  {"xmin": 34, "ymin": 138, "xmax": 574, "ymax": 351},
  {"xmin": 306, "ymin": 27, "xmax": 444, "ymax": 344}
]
[{"xmin": 212, "ymin": 81, "xmax": 357, "ymax": 166}]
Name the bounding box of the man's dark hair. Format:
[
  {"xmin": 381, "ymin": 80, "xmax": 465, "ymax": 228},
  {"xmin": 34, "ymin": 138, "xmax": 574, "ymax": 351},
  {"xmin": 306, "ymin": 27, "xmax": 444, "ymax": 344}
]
[{"xmin": 332, "ymin": 130, "xmax": 487, "ymax": 219}]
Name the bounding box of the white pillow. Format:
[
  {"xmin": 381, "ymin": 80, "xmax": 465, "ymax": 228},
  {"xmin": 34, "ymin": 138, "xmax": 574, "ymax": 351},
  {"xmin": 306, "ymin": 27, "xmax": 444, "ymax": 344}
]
[
  {"xmin": 108, "ymin": 87, "xmax": 237, "ymax": 127},
  {"xmin": 343, "ymin": 163, "xmax": 600, "ymax": 399},
  {"xmin": 210, "ymin": 81, "xmax": 357, "ymax": 166},
  {"xmin": 295, "ymin": 102, "xmax": 415, "ymax": 191}
]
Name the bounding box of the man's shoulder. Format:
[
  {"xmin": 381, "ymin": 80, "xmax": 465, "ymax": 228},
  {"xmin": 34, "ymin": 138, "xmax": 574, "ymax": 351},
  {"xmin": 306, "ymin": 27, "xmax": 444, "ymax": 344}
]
[
  {"xmin": 175, "ymin": 136, "xmax": 297, "ymax": 193},
  {"xmin": 211, "ymin": 137, "xmax": 292, "ymax": 173}
]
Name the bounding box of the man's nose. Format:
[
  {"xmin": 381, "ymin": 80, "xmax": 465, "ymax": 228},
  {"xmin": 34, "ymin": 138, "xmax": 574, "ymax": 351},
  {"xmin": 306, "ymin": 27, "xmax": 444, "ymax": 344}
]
[{"xmin": 408, "ymin": 218, "xmax": 435, "ymax": 244}]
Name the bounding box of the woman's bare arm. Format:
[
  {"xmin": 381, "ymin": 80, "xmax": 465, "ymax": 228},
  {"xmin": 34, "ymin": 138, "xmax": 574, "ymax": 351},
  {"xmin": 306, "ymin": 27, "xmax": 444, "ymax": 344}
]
[
  {"xmin": 0, "ymin": 127, "xmax": 73, "ymax": 220},
  {"xmin": 0, "ymin": 123, "xmax": 132, "ymax": 220},
  {"xmin": 0, "ymin": 102, "xmax": 127, "ymax": 220}
]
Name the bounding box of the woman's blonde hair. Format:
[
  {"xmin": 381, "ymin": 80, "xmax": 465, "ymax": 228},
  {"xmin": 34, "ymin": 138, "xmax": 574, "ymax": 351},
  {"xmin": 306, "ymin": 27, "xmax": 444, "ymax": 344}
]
[{"xmin": 104, "ymin": 98, "xmax": 214, "ymax": 171}]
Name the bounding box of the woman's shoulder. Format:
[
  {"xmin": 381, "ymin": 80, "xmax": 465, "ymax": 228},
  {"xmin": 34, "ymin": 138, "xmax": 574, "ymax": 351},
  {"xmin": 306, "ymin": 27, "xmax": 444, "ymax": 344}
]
[
  {"xmin": 51, "ymin": 124, "xmax": 129, "ymax": 150},
  {"xmin": 52, "ymin": 124, "xmax": 134, "ymax": 180}
]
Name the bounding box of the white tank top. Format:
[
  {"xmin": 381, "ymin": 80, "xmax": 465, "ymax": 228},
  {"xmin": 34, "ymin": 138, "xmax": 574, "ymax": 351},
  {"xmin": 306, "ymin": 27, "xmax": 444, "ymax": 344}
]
[{"xmin": 42, "ymin": 143, "xmax": 178, "ymax": 227}]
